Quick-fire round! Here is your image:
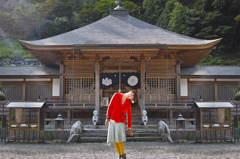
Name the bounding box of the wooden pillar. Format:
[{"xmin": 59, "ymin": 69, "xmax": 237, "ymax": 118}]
[
  {"xmin": 59, "ymin": 61, "xmax": 64, "ymax": 100},
  {"xmin": 23, "ymin": 82, "xmax": 26, "ymax": 101},
  {"xmin": 119, "ymin": 66, "xmax": 121, "ymax": 93},
  {"xmin": 176, "ymin": 60, "xmax": 181, "ymax": 100},
  {"xmin": 141, "ymin": 60, "xmax": 145, "ymax": 111},
  {"xmin": 95, "ymin": 60, "xmax": 100, "ymax": 113},
  {"xmin": 214, "ymin": 81, "xmax": 217, "ymax": 101}
]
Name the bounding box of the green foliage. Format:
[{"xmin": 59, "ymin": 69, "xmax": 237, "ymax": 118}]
[
  {"xmin": 77, "ymin": 3, "xmax": 102, "ymax": 26},
  {"xmin": 0, "ymin": 37, "xmax": 32, "ymax": 59},
  {"xmin": 235, "ymin": 15, "xmax": 240, "ymax": 22},
  {"xmin": 156, "ymin": 0, "xmax": 177, "ymax": 28},
  {"xmin": 76, "ymin": 0, "xmax": 142, "ymax": 27},
  {"xmin": 0, "ymin": 94, "xmax": 6, "ymax": 101},
  {"xmin": 234, "ymin": 94, "xmax": 240, "ymax": 101},
  {"xmin": 36, "ymin": 16, "xmax": 78, "ymax": 39},
  {"xmin": 70, "ymin": 0, "xmax": 88, "ymax": 12},
  {"xmin": 1, "ymin": 0, "xmax": 240, "ymax": 65},
  {"xmin": 167, "ymin": 2, "xmax": 188, "ymax": 34},
  {"xmin": 123, "ymin": 1, "xmax": 141, "ymax": 17},
  {"xmin": 143, "ymin": 0, "xmax": 167, "ymax": 25},
  {"xmin": 45, "ymin": 0, "xmax": 74, "ymax": 20},
  {"xmin": 0, "ymin": 11, "xmax": 15, "ymax": 36},
  {"xmin": 36, "ymin": 20, "xmax": 58, "ymax": 39}
]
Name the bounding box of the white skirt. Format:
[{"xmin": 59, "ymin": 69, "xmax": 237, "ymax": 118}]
[{"xmin": 107, "ymin": 120, "xmax": 126, "ymax": 143}]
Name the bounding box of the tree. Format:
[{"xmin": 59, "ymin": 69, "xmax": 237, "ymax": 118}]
[
  {"xmin": 167, "ymin": 2, "xmax": 188, "ymax": 34},
  {"xmin": 77, "ymin": 3, "xmax": 101, "ymax": 26},
  {"xmin": 142, "ymin": 0, "xmax": 166, "ymax": 24},
  {"xmin": 54, "ymin": 16, "xmax": 78, "ymax": 34},
  {"xmin": 0, "ymin": 11, "xmax": 15, "ymax": 36},
  {"xmin": 156, "ymin": 0, "xmax": 176, "ymax": 29},
  {"xmin": 77, "ymin": 0, "xmax": 142, "ymax": 26},
  {"xmin": 36, "ymin": 20, "xmax": 58, "ymax": 39},
  {"xmin": 45, "ymin": 0, "xmax": 74, "ymax": 20},
  {"xmin": 123, "ymin": 1, "xmax": 141, "ymax": 18}
]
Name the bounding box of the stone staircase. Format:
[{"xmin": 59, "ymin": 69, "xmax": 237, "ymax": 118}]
[
  {"xmin": 79, "ymin": 125, "xmax": 161, "ymax": 143},
  {"xmin": 79, "ymin": 107, "xmax": 162, "ymax": 142}
]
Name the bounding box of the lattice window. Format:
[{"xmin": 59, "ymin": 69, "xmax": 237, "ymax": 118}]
[
  {"xmin": 190, "ymin": 85, "xmax": 214, "ymax": 100},
  {"xmin": 65, "ymin": 78, "xmax": 95, "ymax": 94},
  {"xmin": 25, "ymin": 109, "xmax": 38, "ymax": 123},
  {"xmin": 217, "ymin": 85, "xmax": 238, "ymax": 100},
  {"xmin": 26, "ymin": 85, "xmax": 51, "ymax": 100},
  {"xmin": 2, "ymin": 85, "xmax": 23, "ymax": 100},
  {"xmin": 202, "ymin": 109, "xmax": 215, "ymax": 123},
  {"xmin": 145, "ymin": 78, "xmax": 175, "ymax": 95}
]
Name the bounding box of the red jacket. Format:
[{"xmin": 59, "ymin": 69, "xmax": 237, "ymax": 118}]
[{"xmin": 106, "ymin": 93, "xmax": 132, "ymax": 128}]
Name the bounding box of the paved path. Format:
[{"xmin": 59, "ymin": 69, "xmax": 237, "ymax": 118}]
[{"xmin": 0, "ymin": 141, "xmax": 240, "ymax": 159}]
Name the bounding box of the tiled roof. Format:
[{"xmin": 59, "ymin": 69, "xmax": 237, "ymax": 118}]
[
  {"xmin": 0, "ymin": 66, "xmax": 59, "ymax": 76},
  {"xmin": 19, "ymin": 14, "xmax": 220, "ymax": 46},
  {"xmin": 181, "ymin": 66, "xmax": 240, "ymax": 76}
]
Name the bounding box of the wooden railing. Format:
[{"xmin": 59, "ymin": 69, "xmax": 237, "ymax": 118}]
[
  {"xmin": 145, "ymin": 100, "xmax": 195, "ymax": 109},
  {"xmin": 45, "ymin": 100, "xmax": 95, "ymax": 109}
]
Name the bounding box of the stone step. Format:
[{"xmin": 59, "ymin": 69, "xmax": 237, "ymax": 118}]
[
  {"xmin": 100, "ymin": 107, "xmax": 141, "ymax": 109},
  {"xmin": 80, "ymin": 137, "xmax": 106, "ymax": 143},
  {"xmin": 80, "ymin": 133, "xmax": 107, "ymax": 137},
  {"xmin": 99, "ymin": 113, "xmax": 141, "ymax": 117},
  {"xmin": 98, "ymin": 114, "xmax": 142, "ymax": 118},
  {"xmin": 79, "ymin": 136, "xmax": 162, "ymax": 143},
  {"xmin": 127, "ymin": 133, "xmax": 160, "ymax": 137},
  {"xmin": 83, "ymin": 128, "xmax": 108, "ymax": 133},
  {"xmin": 132, "ymin": 128, "xmax": 158, "ymax": 133},
  {"xmin": 83, "ymin": 128, "xmax": 158, "ymax": 134},
  {"xmin": 80, "ymin": 123, "xmax": 161, "ymax": 143},
  {"xmin": 80, "ymin": 132, "xmax": 160, "ymax": 137},
  {"xmin": 83, "ymin": 125, "xmax": 158, "ymax": 129},
  {"xmin": 97, "ymin": 119, "xmax": 142, "ymax": 124},
  {"xmin": 126, "ymin": 136, "xmax": 162, "ymax": 142}
]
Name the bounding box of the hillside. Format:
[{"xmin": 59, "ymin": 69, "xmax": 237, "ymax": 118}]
[{"xmin": 0, "ymin": 0, "xmax": 239, "ymax": 66}]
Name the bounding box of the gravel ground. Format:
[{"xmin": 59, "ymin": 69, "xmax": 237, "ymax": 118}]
[{"xmin": 0, "ymin": 141, "xmax": 240, "ymax": 159}]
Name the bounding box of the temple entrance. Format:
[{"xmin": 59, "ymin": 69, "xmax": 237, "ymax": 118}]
[{"xmin": 101, "ymin": 83, "xmax": 141, "ymax": 108}]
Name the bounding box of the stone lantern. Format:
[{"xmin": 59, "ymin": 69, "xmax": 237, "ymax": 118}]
[
  {"xmin": 176, "ymin": 113, "xmax": 185, "ymax": 129},
  {"xmin": 54, "ymin": 113, "xmax": 64, "ymax": 142},
  {"xmin": 55, "ymin": 113, "xmax": 64, "ymax": 129}
]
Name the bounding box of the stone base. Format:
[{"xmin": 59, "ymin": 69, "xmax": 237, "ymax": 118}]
[{"xmin": 67, "ymin": 134, "xmax": 80, "ymax": 142}]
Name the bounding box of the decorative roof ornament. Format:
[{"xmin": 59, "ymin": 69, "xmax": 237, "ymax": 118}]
[{"xmin": 114, "ymin": 0, "xmax": 124, "ymax": 10}]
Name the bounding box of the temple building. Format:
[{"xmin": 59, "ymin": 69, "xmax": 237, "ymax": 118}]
[{"xmin": 1, "ymin": 5, "xmax": 240, "ymax": 125}]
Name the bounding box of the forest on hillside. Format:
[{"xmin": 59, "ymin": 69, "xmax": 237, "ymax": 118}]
[{"xmin": 0, "ymin": 0, "xmax": 240, "ymax": 65}]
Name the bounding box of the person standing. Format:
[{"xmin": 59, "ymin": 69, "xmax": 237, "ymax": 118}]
[{"xmin": 105, "ymin": 90, "xmax": 138, "ymax": 159}]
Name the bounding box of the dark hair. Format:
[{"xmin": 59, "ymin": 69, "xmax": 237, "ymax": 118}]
[{"xmin": 130, "ymin": 90, "xmax": 138, "ymax": 104}]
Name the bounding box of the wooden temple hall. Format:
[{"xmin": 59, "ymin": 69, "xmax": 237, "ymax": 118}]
[{"xmin": 1, "ymin": 4, "xmax": 240, "ymax": 126}]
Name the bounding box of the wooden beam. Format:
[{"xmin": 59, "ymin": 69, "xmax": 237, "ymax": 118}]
[
  {"xmin": 102, "ymin": 69, "xmax": 139, "ymax": 73},
  {"xmin": 146, "ymin": 73, "xmax": 179, "ymax": 77},
  {"xmin": 62, "ymin": 73, "xmax": 94, "ymax": 77},
  {"xmin": 77, "ymin": 49, "xmax": 83, "ymax": 59}
]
